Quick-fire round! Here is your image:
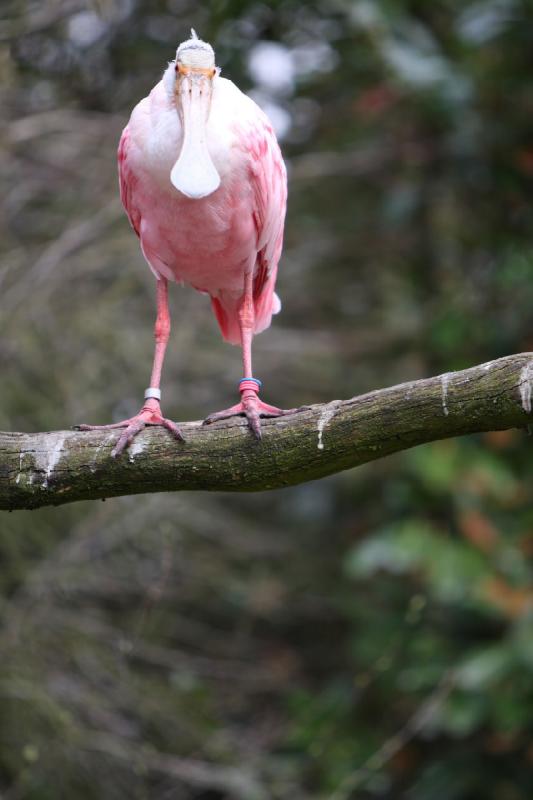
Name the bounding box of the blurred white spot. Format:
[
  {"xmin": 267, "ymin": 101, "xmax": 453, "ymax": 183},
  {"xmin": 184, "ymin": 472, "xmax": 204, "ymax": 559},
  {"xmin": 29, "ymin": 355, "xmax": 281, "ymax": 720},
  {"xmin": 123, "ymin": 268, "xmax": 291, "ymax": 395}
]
[
  {"xmin": 349, "ymin": 0, "xmax": 383, "ymax": 28},
  {"xmin": 248, "ymin": 42, "xmax": 295, "ymax": 94},
  {"xmin": 458, "ymin": 0, "xmax": 515, "ymax": 44},
  {"xmin": 376, "ymin": 22, "xmax": 473, "ymax": 103},
  {"xmin": 68, "ymin": 12, "xmax": 107, "ymax": 48},
  {"xmin": 291, "ymin": 42, "xmax": 339, "ymax": 78},
  {"xmin": 386, "ymin": 40, "xmax": 449, "ymax": 87}
]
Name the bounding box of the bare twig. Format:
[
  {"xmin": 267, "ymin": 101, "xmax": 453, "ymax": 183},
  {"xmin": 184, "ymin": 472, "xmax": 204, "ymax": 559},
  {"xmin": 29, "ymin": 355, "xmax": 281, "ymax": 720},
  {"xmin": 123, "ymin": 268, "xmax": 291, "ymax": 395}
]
[{"xmin": 328, "ymin": 671, "xmax": 455, "ymax": 800}]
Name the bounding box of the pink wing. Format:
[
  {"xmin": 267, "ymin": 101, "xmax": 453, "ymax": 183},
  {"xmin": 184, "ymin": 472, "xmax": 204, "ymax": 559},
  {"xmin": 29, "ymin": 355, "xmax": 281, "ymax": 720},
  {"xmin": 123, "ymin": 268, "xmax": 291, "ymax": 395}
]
[
  {"xmin": 212, "ymin": 115, "xmax": 287, "ymax": 344},
  {"xmin": 251, "ymin": 117, "xmax": 287, "ymax": 327},
  {"xmin": 118, "ymin": 126, "xmax": 141, "ymax": 238},
  {"xmin": 118, "ymin": 124, "xmax": 177, "ymax": 282}
]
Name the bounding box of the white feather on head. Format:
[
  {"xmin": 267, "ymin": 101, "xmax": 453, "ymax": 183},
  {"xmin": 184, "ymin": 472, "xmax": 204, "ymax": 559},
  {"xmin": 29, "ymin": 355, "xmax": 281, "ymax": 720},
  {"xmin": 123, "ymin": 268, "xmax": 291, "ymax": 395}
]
[
  {"xmin": 163, "ymin": 31, "xmax": 218, "ymax": 99},
  {"xmin": 176, "ymin": 29, "xmax": 215, "ymax": 69}
]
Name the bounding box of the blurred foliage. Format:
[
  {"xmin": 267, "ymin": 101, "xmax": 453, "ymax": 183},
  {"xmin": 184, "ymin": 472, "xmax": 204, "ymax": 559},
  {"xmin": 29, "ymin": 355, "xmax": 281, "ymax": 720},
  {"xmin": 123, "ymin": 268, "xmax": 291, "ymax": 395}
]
[{"xmin": 1, "ymin": 0, "xmax": 533, "ymax": 798}]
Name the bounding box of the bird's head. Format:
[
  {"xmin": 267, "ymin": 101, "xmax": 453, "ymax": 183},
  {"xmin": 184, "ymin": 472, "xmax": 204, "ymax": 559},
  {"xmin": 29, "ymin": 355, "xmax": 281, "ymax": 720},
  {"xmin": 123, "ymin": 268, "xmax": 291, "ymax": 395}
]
[{"xmin": 169, "ymin": 31, "xmax": 221, "ymax": 200}]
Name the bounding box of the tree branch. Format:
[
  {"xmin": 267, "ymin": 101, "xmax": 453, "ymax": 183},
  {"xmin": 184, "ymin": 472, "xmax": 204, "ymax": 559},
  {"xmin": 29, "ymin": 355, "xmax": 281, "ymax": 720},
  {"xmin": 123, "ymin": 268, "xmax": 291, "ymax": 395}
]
[{"xmin": 1, "ymin": 353, "xmax": 532, "ymax": 511}]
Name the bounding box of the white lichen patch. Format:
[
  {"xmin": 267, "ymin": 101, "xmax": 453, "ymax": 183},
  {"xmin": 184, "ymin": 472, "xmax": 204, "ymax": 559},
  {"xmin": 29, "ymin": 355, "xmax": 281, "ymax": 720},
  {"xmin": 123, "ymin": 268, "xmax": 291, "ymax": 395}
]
[
  {"xmin": 128, "ymin": 435, "xmax": 147, "ymax": 463},
  {"xmin": 15, "ymin": 451, "xmax": 26, "ymax": 485},
  {"xmin": 26, "ymin": 432, "xmax": 68, "ymax": 488},
  {"xmin": 519, "ymin": 361, "xmax": 533, "ymax": 414},
  {"xmin": 43, "ymin": 432, "xmax": 66, "ymax": 487},
  {"xmin": 441, "ymin": 373, "xmax": 450, "ymax": 416},
  {"xmin": 317, "ymin": 401, "xmax": 341, "ymax": 451}
]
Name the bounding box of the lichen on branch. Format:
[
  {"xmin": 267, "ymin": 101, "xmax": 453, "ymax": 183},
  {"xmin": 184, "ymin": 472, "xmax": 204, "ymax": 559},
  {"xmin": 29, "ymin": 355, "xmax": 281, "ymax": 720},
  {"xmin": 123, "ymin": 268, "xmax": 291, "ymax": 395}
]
[{"xmin": 1, "ymin": 353, "xmax": 531, "ymax": 511}]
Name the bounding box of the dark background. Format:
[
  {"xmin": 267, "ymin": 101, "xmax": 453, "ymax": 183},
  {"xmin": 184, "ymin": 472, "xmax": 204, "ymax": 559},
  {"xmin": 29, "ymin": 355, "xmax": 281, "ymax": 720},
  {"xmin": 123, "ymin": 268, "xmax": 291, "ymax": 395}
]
[{"xmin": 1, "ymin": 1, "xmax": 533, "ymax": 798}]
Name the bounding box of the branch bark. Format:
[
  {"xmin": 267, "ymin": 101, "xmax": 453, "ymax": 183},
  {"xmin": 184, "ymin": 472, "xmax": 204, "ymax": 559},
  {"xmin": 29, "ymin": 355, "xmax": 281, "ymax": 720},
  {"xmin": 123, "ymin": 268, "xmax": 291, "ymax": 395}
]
[{"xmin": 1, "ymin": 353, "xmax": 532, "ymax": 511}]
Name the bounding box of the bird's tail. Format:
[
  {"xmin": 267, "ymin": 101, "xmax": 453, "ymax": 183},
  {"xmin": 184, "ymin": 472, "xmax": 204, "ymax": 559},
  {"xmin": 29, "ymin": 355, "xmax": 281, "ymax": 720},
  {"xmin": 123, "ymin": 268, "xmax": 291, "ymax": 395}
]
[{"xmin": 210, "ymin": 288, "xmax": 281, "ymax": 345}]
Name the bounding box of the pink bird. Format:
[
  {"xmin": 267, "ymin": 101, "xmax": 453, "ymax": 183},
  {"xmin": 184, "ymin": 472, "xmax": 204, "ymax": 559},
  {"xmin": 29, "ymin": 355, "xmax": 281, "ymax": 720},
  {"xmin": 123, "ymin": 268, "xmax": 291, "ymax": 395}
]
[{"xmin": 79, "ymin": 32, "xmax": 289, "ymax": 456}]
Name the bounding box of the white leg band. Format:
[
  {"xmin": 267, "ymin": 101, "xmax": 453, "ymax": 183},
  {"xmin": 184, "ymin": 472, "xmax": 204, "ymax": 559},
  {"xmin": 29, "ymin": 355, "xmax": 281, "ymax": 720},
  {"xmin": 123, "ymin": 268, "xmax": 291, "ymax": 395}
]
[{"xmin": 144, "ymin": 387, "xmax": 161, "ymax": 401}]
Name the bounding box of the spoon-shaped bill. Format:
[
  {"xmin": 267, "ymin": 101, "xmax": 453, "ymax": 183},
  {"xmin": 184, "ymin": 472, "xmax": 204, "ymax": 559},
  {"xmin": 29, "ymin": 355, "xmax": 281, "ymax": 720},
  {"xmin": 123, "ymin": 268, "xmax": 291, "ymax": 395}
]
[{"xmin": 171, "ymin": 77, "xmax": 220, "ymax": 199}]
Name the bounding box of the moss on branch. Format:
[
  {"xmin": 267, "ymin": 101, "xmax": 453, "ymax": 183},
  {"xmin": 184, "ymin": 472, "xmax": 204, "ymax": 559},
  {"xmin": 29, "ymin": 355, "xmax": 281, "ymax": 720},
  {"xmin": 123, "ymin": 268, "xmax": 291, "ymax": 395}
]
[{"xmin": 1, "ymin": 353, "xmax": 532, "ymax": 511}]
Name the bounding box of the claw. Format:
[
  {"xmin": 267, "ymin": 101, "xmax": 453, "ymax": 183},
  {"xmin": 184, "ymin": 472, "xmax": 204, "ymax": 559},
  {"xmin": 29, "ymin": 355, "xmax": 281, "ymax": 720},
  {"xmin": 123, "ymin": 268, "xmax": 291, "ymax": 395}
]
[
  {"xmin": 111, "ymin": 418, "xmax": 146, "ymax": 458},
  {"xmin": 162, "ymin": 418, "xmax": 186, "ymax": 442},
  {"xmin": 203, "ymin": 402, "xmax": 244, "ymax": 426},
  {"xmin": 247, "ymin": 408, "xmax": 262, "ymax": 440},
  {"xmin": 203, "ymin": 394, "xmax": 289, "ymax": 438},
  {"xmin": 77, "ymin": 399, "xmax": 184, "ymax": 456}
]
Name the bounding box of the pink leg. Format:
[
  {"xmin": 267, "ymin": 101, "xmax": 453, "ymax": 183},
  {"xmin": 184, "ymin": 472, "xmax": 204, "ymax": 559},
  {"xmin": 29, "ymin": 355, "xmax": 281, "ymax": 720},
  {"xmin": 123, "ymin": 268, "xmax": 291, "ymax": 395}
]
[
  {"xmin": 77, "ymin": 278, "xmax": 184, "ymax": 456},
  {"xmin": 203, "ymin": 272, "xmax": 291, "ymax": 439}
]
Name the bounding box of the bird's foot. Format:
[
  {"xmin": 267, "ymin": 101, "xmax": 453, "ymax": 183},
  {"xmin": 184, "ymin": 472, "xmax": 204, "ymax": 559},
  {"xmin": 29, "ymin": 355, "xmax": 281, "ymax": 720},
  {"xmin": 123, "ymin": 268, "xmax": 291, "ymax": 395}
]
[
  {"xmin": 203, "ymin": 380, "xmax": 291, "ymax": 440},
  {"xmin": 76, "ymin": 398, "xmax": 184, "ymax": 457}
]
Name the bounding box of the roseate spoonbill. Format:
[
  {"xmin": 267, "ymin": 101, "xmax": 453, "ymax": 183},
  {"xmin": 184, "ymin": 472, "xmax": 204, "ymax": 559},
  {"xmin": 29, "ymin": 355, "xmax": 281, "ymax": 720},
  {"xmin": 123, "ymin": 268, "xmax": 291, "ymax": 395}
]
[{"xmin": 79, "ymin": 31, "xmax": 289, "ymax": 456}]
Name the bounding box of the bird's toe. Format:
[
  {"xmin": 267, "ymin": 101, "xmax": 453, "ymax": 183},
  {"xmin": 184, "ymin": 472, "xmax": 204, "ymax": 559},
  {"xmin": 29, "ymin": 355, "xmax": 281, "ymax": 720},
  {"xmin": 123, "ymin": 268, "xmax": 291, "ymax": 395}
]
[
  {"xmin": 162, "ymin": 418, "xmax": 186, "ymax": 442},
  {"xmin": 111, "ymin": 419, "xmax": 146, "ymax": 458},
  {"xmin": 245, "ymin": 409, "xmax": 263, "ymax": 440},
  {"xmin": 202, "ymin": 403, "xmax": 245, "ymax": 426}
]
